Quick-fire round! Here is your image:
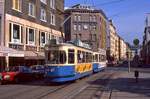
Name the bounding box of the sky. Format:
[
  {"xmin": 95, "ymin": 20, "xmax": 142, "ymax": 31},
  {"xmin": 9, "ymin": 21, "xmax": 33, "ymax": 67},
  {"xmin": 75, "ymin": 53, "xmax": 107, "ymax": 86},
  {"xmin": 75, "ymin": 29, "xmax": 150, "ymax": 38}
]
[{"xmin": 65, "ymin": 0, "xmax": 150, "ymax": 45}]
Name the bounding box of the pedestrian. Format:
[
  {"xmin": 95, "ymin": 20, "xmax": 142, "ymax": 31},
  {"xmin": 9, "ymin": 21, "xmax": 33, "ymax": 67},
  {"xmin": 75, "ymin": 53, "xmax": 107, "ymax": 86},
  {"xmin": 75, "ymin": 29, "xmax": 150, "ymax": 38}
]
[{"xmin": 134, "ymin": 70, "xmax": 139, "ymax": 83}]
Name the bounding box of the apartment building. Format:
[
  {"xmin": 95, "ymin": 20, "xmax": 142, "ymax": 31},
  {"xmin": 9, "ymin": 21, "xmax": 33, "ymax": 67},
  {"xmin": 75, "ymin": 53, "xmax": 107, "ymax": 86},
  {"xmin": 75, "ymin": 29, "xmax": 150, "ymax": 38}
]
[
  {"xmin": 141, "ymin": 14, "xmax": 150, "ymax": 64},
  {"xmin": 107, "ymin": 20, "xmax": 119, "ymax": 61},
  {"xmin": 64, "ymin": 4, "xmax": 107, "ymax": 51},
  {"xmin": 118, "ymin": 37, "xmax": 127, "ymax": 60},
  {"xmin": 0, "ymin": 0, "xmax": 64, "ymax": 70},
  {"xmin": 107, "ymin": 20, "xmax": 128, "ymax": 63}
]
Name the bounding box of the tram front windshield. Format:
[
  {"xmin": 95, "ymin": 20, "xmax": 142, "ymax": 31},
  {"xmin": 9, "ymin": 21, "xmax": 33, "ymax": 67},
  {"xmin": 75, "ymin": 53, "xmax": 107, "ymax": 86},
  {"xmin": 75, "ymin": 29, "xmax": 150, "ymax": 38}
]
[{"xmin": 47, "ymin": 50, "xmax": 66, "ymax": 64}]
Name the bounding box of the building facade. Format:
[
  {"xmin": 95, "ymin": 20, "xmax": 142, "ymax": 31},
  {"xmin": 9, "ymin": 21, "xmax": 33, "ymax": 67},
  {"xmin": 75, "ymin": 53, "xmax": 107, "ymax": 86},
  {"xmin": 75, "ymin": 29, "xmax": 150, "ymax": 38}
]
[
  {"xmin": 0, "ymin": 0, "xmax": 64, "ymax": 70},
  {"xmin": 64, "ymin": 4, "xmax": 107, "ymax": 51},
  {"xmin": 107, "ymin": 20, "xmax": 128, "ymax": 63},
  {"xmin": 141, "ymin": 14, "xmax": 150, "ymax": 64},
  {"xmin": 118, "ymin": 37, "xmax": 127, "ymax": 61},
  {"xmin": 107, "ymin": 20, "xmax": 119, "ymax": 62}
]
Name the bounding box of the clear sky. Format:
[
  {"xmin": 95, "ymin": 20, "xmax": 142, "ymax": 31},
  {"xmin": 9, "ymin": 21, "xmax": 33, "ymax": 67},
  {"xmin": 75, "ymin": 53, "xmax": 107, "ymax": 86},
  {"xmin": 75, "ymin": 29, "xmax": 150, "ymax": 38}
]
[{"xmin": 65, "ymin": 0, "xmax": 150, "ymax": 45}]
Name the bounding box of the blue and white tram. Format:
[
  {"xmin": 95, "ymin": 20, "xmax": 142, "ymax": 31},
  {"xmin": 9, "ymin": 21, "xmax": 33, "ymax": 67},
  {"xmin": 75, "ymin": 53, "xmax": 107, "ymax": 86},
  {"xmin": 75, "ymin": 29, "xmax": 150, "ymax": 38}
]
[
  {"xmin": 44, "ymin": 43, "xmax": 93, "ymax": 82},
  {"xmin": 92, "ymin": 50, "xmax": 107, "ymax": 73}
]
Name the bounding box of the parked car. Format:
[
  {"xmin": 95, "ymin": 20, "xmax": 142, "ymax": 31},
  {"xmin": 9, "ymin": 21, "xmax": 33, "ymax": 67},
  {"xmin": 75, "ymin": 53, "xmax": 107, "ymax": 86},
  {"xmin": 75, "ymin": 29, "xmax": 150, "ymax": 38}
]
[
  {"xmin": 0, "ymin": 66, "xmax": 34, "ymax": 84},
  {"xmin": 31, "ymin": 65, "xmax": 45, "ymax": 79}
]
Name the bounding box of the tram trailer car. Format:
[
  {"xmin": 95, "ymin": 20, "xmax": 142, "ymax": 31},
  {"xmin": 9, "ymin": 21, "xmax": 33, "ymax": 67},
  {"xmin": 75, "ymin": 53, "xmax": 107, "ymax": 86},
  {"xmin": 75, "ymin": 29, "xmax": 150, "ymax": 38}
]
[
  {"xmin": 44, "ymin": 42, "xmax": 106, "ymax": 82},
  {"xmin": 92, "ymin": 51, "xmax": 107, "ymax": 73}
]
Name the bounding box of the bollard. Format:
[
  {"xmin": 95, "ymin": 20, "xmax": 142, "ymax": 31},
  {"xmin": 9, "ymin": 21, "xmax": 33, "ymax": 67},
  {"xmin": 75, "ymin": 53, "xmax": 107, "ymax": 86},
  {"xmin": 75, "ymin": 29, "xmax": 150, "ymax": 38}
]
[{"xmin": 134, "ymin": 70, "xmax": 139, "ymax": 83}]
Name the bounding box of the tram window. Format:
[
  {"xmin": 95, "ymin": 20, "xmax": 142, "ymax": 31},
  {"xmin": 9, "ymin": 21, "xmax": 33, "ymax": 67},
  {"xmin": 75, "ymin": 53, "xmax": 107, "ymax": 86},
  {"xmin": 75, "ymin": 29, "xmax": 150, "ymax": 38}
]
[
  {"xmin": 83, "ymin": 51, "xmax": 86, "ymax": 63},
  {"xmin": 89, "ymin": 53, "xmax": 92, "ymax": 62},
  {"xmin": 59, "ymin": 51, "xmax": 66, "ymax": 64},
  {"xmin": 86, "ymin": 52, "xmax": 88, "ymax": 62},
  {"xmin": 77, "ymin": 50, "xmax": 83, "ymax": 63},
  {"xmin": 48, "ymin": 51, "xmax": 59, "ymax": 64},
  {"xmin": 47, "ymin": 50, "xmax": 66, "ymax": 64},
  {"xmin": 95, "ymin": 54, "xmax": 98, "ymax": 62},
  {"xmin": 68, "ymin": 49, "xmax": 75, "ymax": 64},
  {"xmin": 86, "ymin": 52, "xmax": 92, "ymax": 62},
  {"xmin": 101, "ymin": 55, "xmax": 106, "ymax": 61},
  {"xmin": 93, "ymin": 55, "xmax": 95, "ymax": 62},
  {"xmin": 99, "ymin": 55, "xmax": 101, "ymax": 62}
]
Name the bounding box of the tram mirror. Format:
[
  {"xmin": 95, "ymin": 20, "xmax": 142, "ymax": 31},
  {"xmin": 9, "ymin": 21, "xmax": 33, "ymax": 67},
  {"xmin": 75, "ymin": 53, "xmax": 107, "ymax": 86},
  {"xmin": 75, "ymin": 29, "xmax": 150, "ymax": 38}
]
[{"xmin": 80, "ymin": 53, "xmax": 83, "ymax": 59}]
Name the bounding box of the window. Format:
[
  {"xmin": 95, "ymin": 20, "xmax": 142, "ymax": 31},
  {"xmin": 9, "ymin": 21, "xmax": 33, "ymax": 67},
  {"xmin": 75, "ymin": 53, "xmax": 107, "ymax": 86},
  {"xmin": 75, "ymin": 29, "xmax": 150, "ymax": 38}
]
[
  {"xmin": 50, "ymin": 0, "xmax": 55, "ymax": 9},
  {"xmin": 78, "ymin": 51, "xmax": 84, "ymax": 63},
  {"xmin": 74, "ymin": 15, "xmax": 77, "ymax": 21},
  {"xmin": 83, "ymin": 24, "xmax": 88, "ymax": 30},
  {"xmin": 78, "ymin": 15, "xmax": 81, "ymax": 21},
  {"xmin": 29, "ymin": 2, "xmax": 35, "ymax": 17},
  {"xmin": 74, "ymin": 24, "xmax": 77, "ymax": 31},
  {"xmin": 47, "ymin": 50, "xmax": 66, "ymax": 64},
  {"xmin": 51, "ymin": 35, "xmax": 55, "ymax": 39},
  {"xmin": 92, "ymin": 34, "xmax": 97, "ymax": 41},
  {"xmin": 12, "ymin": 0, "xmax": 22, "ymax": 11},
  {"xmin": 95, "ymin": 54, "xmax": 99, "ymax": 62},
  {"xmin": 13, "ymin": 24, "xmax": 20, "ymax": 39},
  {"xmin": 86, "ymin": 52, "xmax": 92, "ymax": 62},
  {"xmin": 93, "ymin": 25, "xmax": 97, "ymax": 30},
  {"xmin": 40, "ymin": 0, "xmax": 47, "ymax": 4},
  {"xmin": 79, "ymin": 34, "xmax": 82, "ymax": 39},
  {"xmin": 40, "ymin": 8, "xmax": 46, "ymax": 21},
  {"xmin": 27, "ymin": 28, "xmax": 35, "ymax": 45},
  {"xmin": 90, "ymin": 16, "xmax": 92, "ymax": 21},
  {"xmin": 78, "ymin": 25, "xmax": 81, "ymax": 31},
  {"xmin": 68, "ymin": 49, "xmax": 75, "ymax": 64},
  {"xmin": 50, "ymin": 13, "xmax": 55, "ymax": 25},
  {"xmin": 93, "ymin": 16, "xmax": 96, "ymax": 22},
  {"xmin": 10, "ymin": 23, "xmax": 22, "ymax": 43},
  {"xmin": 41, "ymin": 32, "xmax": 46, "ymax": 46}
]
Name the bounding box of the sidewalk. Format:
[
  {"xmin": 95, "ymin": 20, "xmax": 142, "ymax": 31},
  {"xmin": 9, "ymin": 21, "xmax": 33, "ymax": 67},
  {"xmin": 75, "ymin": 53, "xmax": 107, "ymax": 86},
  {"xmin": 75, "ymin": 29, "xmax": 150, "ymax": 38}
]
[{"xmin": 101, "ymin": 70, "xmax": 150, "ymax": 99}]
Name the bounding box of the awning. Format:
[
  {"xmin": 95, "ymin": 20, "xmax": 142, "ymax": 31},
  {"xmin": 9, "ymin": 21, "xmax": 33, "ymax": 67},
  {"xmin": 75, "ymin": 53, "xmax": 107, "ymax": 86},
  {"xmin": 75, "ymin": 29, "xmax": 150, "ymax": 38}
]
[
  {"xmin": 0, "ymin": 46, "xmax": 24, "ymax": 57},
  {"xmin": 24, "ymin": 51, "xmax": 45, "ymax": 60}
]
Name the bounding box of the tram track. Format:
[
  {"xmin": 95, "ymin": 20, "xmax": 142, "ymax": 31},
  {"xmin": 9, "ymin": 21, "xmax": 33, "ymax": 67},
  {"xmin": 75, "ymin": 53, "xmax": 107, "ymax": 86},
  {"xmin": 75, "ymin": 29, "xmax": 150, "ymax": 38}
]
[
  {"xmin": 41, "ymin": 71, "xmax": 117, "ymax": 99},
  {"xmin": 0, "ymin": 68, "xmax": 120, "ymax": 99},
  {"xmin": 0, "ymin": 82, "xmax": 72, "ymax": 99},
  {"xmin": 71, "ymin": 72, "xmax": 116, "ymax": 99}
]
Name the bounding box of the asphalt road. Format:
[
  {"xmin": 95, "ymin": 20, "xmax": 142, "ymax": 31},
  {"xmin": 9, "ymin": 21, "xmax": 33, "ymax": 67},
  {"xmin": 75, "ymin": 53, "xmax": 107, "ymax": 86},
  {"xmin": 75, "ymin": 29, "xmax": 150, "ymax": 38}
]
[{"xmin": 0, "ymin": 67, "xmax": 125, "ymax": 99}]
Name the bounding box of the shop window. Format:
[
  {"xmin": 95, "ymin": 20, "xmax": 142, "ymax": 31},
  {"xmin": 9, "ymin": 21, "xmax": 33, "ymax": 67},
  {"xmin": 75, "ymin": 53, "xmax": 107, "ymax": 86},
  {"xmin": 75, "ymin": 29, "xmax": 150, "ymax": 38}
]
[
  {"xmin": 27, "ymin": 28, "xmax": 35, "ymax": 45},
  {"xmin": 10, "ymin": 23, "xmax": 22, "ymax": 44},
  {"xmin": 41, "ymin": 32, "xmax": 46, "ymax": 46}
]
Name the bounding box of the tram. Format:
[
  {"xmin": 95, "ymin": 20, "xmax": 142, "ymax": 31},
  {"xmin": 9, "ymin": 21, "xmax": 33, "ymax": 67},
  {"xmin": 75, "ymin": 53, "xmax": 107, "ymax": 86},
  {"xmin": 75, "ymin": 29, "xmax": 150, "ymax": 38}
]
[
  {"xmin": 93, "ymin": 50, "xmax": 107, "ymax": 73},
  {"xmin": 44, "ymin": 39, "xmax": 106, "ymax": 82}
]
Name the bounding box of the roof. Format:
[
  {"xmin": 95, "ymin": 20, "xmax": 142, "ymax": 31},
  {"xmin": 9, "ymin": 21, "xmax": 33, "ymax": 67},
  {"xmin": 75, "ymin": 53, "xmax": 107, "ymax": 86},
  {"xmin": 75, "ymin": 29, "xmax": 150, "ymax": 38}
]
[{"xmin": 65, "ymin": 4, "xmax": 107, "ymax": 19}]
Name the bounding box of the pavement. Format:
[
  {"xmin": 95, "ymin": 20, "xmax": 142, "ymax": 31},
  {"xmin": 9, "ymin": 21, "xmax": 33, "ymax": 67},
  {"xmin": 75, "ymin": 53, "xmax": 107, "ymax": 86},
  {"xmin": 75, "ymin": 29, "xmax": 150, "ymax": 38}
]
[{"xmin": 101, "ymin": 68, "xmax": 150, "ymax": 99}]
